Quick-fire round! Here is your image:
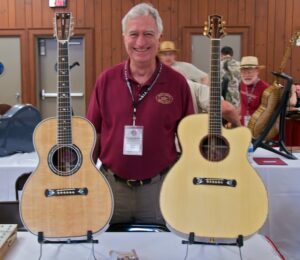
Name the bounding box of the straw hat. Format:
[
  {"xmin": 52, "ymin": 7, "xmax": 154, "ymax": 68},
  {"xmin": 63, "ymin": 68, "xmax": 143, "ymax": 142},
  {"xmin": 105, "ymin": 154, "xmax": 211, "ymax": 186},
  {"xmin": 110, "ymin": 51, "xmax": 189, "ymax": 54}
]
[
  {"xmin": 240, "ymin": 56, "xmax": 265, "ymax": 69},
  {"xmin": 158, "ymin": 41, "xmax": 179, "ymax": 53}
]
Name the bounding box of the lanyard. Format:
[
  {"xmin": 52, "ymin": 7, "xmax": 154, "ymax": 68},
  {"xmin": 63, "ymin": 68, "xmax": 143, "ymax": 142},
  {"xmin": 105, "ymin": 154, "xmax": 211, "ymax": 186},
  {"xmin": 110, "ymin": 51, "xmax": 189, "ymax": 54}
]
[
  {"xmin": 245, "ymin": 80, "xmax": 258, "ymax": 115},
  {"xmin": 124, "ymin": 61, "xmax": 162, "ymax": 125}
]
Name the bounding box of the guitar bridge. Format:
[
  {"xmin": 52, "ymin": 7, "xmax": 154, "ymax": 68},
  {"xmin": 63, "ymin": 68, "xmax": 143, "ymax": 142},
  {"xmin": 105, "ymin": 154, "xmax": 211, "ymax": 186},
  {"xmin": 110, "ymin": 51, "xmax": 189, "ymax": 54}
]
[
  {"xmin": 45, "ymin": 188, "xmax": 88, "ymax": 197},
  {"xmin": 193, "ymin": 177, "xmax": 237, "ymax": 187}
]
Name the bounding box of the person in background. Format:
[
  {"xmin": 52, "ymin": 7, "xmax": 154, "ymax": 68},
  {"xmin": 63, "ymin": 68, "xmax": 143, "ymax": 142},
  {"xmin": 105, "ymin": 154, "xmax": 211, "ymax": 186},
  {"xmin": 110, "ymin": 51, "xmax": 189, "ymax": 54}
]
[
  {"xmin": 158, "ymin": 41, "xmax": 241, "ymax": 127},
  {"xmin": 288, "ymin": 82, "xmax": 300, "ymax": 112},
  {"xmin": 239, "ymin": 56, "xmax": 269, "ymax": 126},
  {"xmin": 220, "ymin": 46, "xmax": 241, "ymax": 108},
  {"xmin": 86, "ymin": 3, "xmax": 194, "ymax": 225},
  {"xmin": 158, "ymin": 41, "xmax": 210, "ymax": 85}
]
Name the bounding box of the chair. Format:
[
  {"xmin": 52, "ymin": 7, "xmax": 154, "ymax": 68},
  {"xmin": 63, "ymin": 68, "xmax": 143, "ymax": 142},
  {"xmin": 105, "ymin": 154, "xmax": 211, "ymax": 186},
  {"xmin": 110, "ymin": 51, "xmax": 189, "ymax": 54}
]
[
  {"xmin": 0, "ymin": 201, "xmax": 25, "ymax": 231},
  {"xmin": 15, "ymin": 172, "xmax": 31, "ymax": 201},
  {"xmin": 107, "ymin": 223, "xmax": 170, "ymax": 232}
]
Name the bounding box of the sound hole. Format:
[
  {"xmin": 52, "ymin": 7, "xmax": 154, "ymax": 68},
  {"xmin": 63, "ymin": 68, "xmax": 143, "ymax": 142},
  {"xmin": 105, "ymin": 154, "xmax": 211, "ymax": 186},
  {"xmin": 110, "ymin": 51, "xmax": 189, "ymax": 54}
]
[
  {"xmin": 48, "ymin": 145, "xmax": 82, "ymax": 176},
  {"xmin": 200, "ymin": 134, "xmax": 229, "ymax": 162}
]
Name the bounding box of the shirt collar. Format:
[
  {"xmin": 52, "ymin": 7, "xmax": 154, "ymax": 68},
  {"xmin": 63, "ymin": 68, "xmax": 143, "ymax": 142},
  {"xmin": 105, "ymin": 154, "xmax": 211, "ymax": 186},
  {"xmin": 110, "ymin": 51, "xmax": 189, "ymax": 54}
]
[{"xmin": 126, "ymin": 57, "xmax": 162, "ymax": 86}]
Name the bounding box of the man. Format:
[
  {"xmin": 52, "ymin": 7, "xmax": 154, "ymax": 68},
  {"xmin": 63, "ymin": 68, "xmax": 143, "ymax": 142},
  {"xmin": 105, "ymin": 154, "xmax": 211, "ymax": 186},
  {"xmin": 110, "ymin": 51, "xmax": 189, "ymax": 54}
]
[
  {"xmin": 86, "ymin": 3, "xmax": 194, "ymax": 225},
  {"xmin": 158, "ymin": 40, "xmax": 210, "ymax": 85},
  {"xmin": 220, "ymin": 46, "xmax": 241, "ymax": 108},
  {"xmin": 239, "ymin": 56, "xmax": 269, "ymax": 126},
  {"xmin": 159, "ymin": 41, "xmax": 241, "ymax": 127}
]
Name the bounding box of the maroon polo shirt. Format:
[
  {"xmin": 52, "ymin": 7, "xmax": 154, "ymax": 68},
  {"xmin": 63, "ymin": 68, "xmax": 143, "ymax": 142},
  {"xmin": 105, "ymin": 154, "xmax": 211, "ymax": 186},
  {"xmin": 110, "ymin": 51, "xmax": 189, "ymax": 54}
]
[
  {"xmin": 86, "ymin": 59, "xmax": 194, "ymax": 180},
  {"xmin": 240, "ymin": 79, "xmax": 269, "ymax": 125}
]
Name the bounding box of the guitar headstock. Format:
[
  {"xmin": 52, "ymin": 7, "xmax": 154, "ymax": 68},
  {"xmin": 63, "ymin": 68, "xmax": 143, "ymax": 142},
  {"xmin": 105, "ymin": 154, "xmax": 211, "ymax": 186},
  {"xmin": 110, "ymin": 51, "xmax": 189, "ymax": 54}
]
[
  {"xmin": 203, "ymin": 15, "xmax": 226, "ymax": 39},
  {"xmin": 54, "ymin": 12, "xmax": 74, "ymax": 42}
]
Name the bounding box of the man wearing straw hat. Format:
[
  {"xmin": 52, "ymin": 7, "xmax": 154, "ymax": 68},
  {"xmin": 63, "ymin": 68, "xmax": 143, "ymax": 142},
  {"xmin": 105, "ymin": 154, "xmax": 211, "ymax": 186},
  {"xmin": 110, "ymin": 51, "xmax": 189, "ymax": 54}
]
[
  {"xmin": 158, "ymin": 40, "xmax": 210, "ymax": 85},
  {"xmin": 159, "ymin": 40, "xmax": 241, "ymax": 127},
  {"xmin": 239, "ymin": 56, "xmax": 268, "ymax": 126}
]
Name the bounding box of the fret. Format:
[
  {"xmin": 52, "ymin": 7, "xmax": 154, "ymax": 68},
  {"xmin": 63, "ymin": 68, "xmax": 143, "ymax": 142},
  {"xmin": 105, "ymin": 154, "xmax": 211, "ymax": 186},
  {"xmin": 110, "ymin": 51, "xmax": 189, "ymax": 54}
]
[
  {"xmin": 57, "ymin": 40, "xmax": 72, "ymax": 145},
  {"xmin": 209, "ymin": 38, "xmax": 222, "ymax": 135}
]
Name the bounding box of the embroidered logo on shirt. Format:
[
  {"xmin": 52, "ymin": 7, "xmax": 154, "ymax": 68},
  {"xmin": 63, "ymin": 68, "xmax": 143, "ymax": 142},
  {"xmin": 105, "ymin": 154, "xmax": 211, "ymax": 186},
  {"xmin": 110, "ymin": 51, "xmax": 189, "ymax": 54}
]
[{"xmin": 156, "ymin": 93, "xmax": 173, "ymax": 104}]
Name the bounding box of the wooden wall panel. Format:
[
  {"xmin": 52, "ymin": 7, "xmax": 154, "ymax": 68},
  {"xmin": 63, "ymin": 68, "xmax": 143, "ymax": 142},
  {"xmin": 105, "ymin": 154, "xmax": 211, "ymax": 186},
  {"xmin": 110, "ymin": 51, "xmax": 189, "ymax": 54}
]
[
  {"xmin": 254, "ymin": 0, "xmax": 268, "ymax": 70},
  {"xmin": 238, "ymin": 0, "xmax": 246, "ymax": 25},
  {"xmin": 266, "ymin": 0, "xmax": 276, "ymax": 83},
  {"xmin": 111, "ymin": 0, "xmax": 122, "ymax": 65},
  {"xmin": 1, "ymin": 0, "xmax": 300, "ymax": 106},
  {"xmin": 0, "ymin": 0, "xmax": 9, "ymax": 27}
]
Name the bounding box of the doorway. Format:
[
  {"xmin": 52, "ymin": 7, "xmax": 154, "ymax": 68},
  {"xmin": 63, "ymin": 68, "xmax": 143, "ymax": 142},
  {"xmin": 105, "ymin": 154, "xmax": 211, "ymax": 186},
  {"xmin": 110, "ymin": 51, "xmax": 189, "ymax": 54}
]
[
  {"xmin": 0, "ymin": 37, "xmax": 22, "ymax": 105},
  {"xmin": 192, "ymin": 35, "xmax": 241, "ymax": 74},
  {"xmin": 36, "ymin": 37, "xmax": 85, "ymax": 118}
]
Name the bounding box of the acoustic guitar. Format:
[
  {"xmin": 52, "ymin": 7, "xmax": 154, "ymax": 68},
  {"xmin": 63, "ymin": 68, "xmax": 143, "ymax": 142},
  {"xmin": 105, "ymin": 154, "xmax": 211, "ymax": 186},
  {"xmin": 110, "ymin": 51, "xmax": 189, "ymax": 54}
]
[
  {"xmin": 20, "ymin": 12, "xmax": 113, "ymax": 238},
  {"xmin": 160, "ymin": 15, "xmax": 268, "ymax": 240},
  {"xmin": 248, "ymin": 30, "xmax": 300, "ymax": 140}
]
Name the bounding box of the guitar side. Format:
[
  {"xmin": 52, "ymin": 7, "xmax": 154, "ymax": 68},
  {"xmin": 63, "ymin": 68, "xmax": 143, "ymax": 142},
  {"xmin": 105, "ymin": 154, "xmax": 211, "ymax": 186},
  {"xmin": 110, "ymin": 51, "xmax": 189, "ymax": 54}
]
[
  {"xmin": 160, "ymin": 114, "xmax": 268, "ymax": 239},
  {"xmin": 20, "ymin": 116, "xmax": 114, "ymax": 238}
]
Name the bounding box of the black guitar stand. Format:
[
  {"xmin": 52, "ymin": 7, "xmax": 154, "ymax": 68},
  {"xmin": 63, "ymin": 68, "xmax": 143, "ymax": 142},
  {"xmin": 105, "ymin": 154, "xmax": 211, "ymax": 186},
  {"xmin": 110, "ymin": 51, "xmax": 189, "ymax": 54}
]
[
  {"xmin": 182, "ymin": 232, "xmax": 244, "ymax": 248},
  {"xmin": 37, "ymin": 230, "xmax": 98, "ymax": 244},
  {"xmin": 252, "ymin": 72, "xmax": 297, "ymax": 160}
]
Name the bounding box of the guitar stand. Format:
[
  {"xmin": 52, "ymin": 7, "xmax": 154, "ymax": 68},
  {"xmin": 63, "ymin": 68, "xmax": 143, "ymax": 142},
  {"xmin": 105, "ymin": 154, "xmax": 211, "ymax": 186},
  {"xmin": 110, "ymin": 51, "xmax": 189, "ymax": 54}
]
[
  {"xmin": 182, "ymin": 232, "xmax": 244, "ymax": 248},
  {"xmin": 37, "ymin": 230, "xmax": 99, "ymax": 244},
  {"xmin": 252, "ymin": 72, "xmax": 297, "ymax": 160}
]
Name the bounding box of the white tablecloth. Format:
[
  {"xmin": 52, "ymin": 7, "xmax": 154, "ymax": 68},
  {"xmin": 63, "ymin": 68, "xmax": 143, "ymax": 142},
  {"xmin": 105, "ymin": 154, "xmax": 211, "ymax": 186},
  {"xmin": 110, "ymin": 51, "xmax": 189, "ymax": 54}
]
[
  {"xmin": 0, "ymin": 152, "xmax": 38, "ymax": 201},
  {"xmin": 0, "ymin": 149, "xmax": 299, "ymax": 259},
  {"xmin": 4, "ymin": 232, "xmax": 282, "ymax": 260},
  {"xmin": 253, "ymin": 148, "xmax": 300, "ymax": 260}
]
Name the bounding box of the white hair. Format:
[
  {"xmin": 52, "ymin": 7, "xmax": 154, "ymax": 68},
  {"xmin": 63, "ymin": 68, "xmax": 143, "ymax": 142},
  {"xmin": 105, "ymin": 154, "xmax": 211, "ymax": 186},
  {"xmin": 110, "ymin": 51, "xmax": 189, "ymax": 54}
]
[{"xmin": 121, "ymin": 3, "xmax": 163, "ymax": 35}]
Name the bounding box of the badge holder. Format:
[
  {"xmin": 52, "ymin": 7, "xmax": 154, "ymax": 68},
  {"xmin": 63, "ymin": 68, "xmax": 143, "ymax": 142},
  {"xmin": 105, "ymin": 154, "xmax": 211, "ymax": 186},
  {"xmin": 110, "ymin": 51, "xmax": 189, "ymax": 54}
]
[{"xmin": 252, "ymin": 72, "xmax": 297, "ymax": 159}]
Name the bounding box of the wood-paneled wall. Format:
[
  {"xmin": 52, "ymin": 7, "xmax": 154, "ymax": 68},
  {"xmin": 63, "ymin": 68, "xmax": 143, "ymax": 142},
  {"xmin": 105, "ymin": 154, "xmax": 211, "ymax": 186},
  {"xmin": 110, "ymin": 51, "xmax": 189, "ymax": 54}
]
[{"xmin": 1, "ymin": 0, "xmax": 300, "ymax": 106}]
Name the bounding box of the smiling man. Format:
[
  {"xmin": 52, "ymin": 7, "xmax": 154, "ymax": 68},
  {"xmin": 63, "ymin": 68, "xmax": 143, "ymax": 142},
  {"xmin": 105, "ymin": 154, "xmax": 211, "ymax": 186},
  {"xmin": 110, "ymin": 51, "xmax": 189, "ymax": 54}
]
[{"xmin": 86, "ymin": 3, "xmax": 194, "ymax": 225}]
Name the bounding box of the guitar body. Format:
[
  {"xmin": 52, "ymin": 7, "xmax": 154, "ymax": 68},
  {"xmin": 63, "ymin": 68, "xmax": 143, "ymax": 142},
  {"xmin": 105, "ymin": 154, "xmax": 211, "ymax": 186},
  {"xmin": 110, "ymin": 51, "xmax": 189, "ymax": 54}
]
[
  {"xmin": 160, "ymin": 114, "xmax": 268, "ymax": 239},
  {"xmin": 21, "ymin": 116, "xmax": 113, "ymax": 238},
  {"xmin": 248, "ymin": 83, "xmax": 281, "ymax": 140}
]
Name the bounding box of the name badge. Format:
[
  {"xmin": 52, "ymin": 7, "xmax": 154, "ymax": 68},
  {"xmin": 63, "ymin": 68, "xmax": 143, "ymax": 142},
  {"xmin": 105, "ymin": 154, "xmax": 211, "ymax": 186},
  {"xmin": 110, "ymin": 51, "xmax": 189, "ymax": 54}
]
[{"xmin": 123, "ymin": 125, "xmax": 143, "ymax": 156}]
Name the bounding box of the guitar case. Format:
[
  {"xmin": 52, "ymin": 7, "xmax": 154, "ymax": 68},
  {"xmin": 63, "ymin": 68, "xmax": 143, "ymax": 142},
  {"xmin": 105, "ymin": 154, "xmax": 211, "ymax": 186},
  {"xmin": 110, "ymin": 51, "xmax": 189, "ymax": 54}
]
[{"xmin": 0, "ymin": 104, "xmax": 42, "ymax": 157}]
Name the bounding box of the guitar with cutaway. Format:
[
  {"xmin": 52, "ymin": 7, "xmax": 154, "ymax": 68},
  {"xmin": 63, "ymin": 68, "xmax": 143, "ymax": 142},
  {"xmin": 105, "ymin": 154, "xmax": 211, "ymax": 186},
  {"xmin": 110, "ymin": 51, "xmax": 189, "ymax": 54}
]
[{"xmin": 160, "ymin": 15, "xmax": 268, "ymax": 240}]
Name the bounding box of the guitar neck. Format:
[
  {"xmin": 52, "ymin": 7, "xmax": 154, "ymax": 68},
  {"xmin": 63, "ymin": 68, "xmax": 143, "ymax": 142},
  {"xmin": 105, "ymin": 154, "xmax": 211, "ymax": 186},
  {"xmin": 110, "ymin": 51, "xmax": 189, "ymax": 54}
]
[
  {"xmin": 57, "ymin": 41, "xmax": 72, "ymax": 145},
  {"xmin": 209, "ymin": 39, "xmax": 222, "ymax": 135}
]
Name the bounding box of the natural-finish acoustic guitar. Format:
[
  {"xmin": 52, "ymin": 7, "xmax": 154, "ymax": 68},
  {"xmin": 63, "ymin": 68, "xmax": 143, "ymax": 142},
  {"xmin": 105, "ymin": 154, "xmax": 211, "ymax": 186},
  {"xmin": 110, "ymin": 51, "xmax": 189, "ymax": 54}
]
[
  {"xmin": 20, "ymin": 13, "xmax": 113, "ymax": 238},
  {"xmin": 160, "ymin": 15, "xmax": 268, "ymax": 240}
]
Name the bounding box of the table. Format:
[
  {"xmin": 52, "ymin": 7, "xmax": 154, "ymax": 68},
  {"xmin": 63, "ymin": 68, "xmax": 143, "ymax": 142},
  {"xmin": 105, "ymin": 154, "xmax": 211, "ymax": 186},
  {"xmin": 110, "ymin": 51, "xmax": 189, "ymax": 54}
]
[
  {"xmin": 0, "ymin": 153, "xmax": 38, "ymax": 201},
  {"xmin": 0, "ymin": 149, "xmax": 299, "ymax": 259},
  {"xmin": 253, "ymin": 148, "xmax": 300, "ymax": 260},
  {"xmin": 3, "ymin": 232, "xmax": 282, "ymax": 260}
]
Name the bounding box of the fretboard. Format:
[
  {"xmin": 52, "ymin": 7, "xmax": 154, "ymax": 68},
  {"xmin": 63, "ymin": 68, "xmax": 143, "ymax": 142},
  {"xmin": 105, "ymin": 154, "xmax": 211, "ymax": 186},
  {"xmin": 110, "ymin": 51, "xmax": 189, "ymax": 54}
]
[
  {"xmin": 209, "ymin": 39, "xmax": 222, "ymax": 135},
  {"xmin": 57, "ymin": 41, "xmax": 72, "ymax": 145}
]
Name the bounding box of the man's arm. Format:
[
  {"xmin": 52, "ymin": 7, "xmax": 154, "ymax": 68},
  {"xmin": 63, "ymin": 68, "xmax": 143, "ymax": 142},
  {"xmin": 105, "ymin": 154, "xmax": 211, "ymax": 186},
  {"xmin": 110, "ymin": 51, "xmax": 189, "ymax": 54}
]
[{"xmin": 221, "ymin": 100, "xmax": 241, "ymax": 127}]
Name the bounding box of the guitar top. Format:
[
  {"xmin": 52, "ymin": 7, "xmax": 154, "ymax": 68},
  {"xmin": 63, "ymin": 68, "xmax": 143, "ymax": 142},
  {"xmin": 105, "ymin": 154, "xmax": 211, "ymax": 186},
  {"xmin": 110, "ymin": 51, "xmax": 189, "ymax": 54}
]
[
  {"xmin": 160, "ymin": 15, "xmax": 268, "ymax": 240},
  {"xmin": 20, "ymin": 12, "xmax": 113, "ymax": 238}
]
